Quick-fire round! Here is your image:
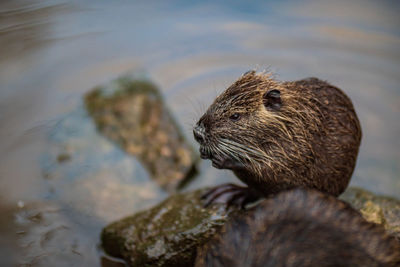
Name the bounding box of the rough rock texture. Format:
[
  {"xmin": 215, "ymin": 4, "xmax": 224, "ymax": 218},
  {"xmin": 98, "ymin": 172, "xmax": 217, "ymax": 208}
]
[
  {"xmin": 341, "ymin": 187, "xmax": 400, "ymax": 241},
  {"xmin": 102, "ymin": 187, "xmax": 400, "ymax": 266},
  {"xmin": 101, "ymin": 188, "xmax": 239, "ymax": 267},
  {"xmin": 85, "ymin": 77, "xmax": 198, "ymax": 192}
]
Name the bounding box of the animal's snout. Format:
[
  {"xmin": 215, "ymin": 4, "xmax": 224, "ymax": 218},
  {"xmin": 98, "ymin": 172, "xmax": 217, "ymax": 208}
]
[{"xmin": 193, "ymin": 125, "xmax": 205, "ymax": 144}]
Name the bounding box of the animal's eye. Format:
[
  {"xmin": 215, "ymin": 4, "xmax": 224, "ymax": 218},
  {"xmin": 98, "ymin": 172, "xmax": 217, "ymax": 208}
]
[{"xmin": 229, "ymin": 113, "xmax": 241, "ymax": 121}]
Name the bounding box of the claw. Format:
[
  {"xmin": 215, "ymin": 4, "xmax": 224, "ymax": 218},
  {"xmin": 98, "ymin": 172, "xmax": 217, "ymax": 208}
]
[
  {"xmin": 201, "ymin": 183, "xmax": 236, "ymax": 200},
  {"xmin": 201, "ymin": 183, "xmax": 260, "ymax": 209}
]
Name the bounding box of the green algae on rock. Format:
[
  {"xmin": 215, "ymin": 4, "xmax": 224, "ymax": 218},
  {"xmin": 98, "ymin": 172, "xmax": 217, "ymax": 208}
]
[
  {"xmin": 101, "ymin": 188, "xmax": 240, "ymax": 267},
  {"xmin": 84, "ymin": 76, "xmax": 198, "ymax": 192},
  {"xmin": 341, "ymin": 187, "xmax": 400, "ymax": 241}
]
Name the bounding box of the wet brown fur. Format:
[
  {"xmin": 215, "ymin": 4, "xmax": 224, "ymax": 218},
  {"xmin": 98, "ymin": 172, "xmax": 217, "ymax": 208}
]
[
  {"xmin": 196, "ymin": 71, "xmax": 362, "ymax": 196},
  {"xmin": 195, "ymin": 189, "xmax": 400, "ymax": 267}
]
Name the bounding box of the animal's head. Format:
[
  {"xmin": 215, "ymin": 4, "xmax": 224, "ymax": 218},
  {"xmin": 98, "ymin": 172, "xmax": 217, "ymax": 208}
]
[{"xmin": 193, "ymin": 71, "xmax": 304, "ymax": 177}]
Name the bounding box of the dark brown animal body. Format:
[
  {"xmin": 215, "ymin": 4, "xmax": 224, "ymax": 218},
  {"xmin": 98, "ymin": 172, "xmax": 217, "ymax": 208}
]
[
  {"xmin": 195, "ymin": 189, "xmax": 400, "ymax": 267},
  {"xmin": 193, "ymin": 71, "xmax": 361, "ymax": 200}
]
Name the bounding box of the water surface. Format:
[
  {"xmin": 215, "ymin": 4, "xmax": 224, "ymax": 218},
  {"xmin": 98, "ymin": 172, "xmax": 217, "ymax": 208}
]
[{"xmin": 0, "ymin": 0, "xmax": 399, "ymax": 265}]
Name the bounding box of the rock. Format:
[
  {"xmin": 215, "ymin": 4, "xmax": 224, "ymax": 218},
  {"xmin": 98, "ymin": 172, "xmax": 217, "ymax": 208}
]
[
  {"xmin": 101, "ymin": 188, "xmax": 240, "ymax": 267},
  {"xmin": 43, "ymin": 107, "xmax": 167, "ymax": 222},
  {"xmin": 65, "ymin": 173, "xmax": 163, "ymax": 222},
  {"xmin": 84, "ymin": 77, "xmax": 198, "ymax": 192},
  {"xmin": 340, "ymin": 187, "xmax": 400, "ymax": 240},
  {"xmin": 56, "ymin": 153, "xmax": 71, "ymax": 163},
  {"xmin": 101, "ymin": 186, "xmax": 400, "ymax": 266}
]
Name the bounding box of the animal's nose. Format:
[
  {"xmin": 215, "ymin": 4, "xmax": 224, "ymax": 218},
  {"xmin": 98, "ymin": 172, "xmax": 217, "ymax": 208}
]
[{"xmin": 193, "ymin": 125, "xmax": 205, "ymax": 144}]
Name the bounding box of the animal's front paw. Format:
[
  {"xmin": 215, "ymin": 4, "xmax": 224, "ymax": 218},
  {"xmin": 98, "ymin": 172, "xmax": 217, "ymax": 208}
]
[{"xmin": 201, "ymin": 183, "xmax": 260, "ymax": 209}]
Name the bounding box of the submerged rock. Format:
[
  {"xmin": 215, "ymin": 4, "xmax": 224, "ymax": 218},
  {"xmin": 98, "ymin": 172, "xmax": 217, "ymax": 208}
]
[
  {"xmin": 15, "ymin": 201, "xmax": 98, "ymax": 266},
  {"xmin": 85, "ymin": 77, "xmax": 198, "ymax": 192},
  {"xmin": 341, "ymin": 187, "xmax": 400, "ymax": 240},
  {"xmin": 101, "ymin": 188, "xmax": 240, "ymax": 267}
]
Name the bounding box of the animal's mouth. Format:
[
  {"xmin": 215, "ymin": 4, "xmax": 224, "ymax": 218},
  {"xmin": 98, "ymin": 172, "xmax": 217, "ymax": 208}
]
[
  {"xmin": 199, "ymin": 145, "xmax": 237, "ymax": 170},
  {"xmin": 199, "ymin": 146, "xmax": 233, "ymax": 169},
  {"xmin": 199, "ymin": 146, "xmax": 212, "ymax": 160},
  {"xmin": 210, "ymin": 154, "xmax": 227, "ymax": 169}
]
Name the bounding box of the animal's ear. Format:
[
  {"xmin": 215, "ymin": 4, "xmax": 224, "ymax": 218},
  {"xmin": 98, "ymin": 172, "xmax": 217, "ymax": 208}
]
[{"xmin": 263, "ymin": 89, "xmax": 282, "ymax": 110}]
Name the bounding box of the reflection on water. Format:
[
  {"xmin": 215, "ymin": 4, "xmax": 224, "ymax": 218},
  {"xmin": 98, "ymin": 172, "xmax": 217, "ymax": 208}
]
[
  {"xmin": 0, "ymin": 1, "xmax": 67, "ymax": 61},
  {"xmin": 0, "ymin": 0, "xmax": 399, "ymax": 265}
]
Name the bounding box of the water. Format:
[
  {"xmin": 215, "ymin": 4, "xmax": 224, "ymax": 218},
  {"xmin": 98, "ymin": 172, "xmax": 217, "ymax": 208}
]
[{"xmin": 0, "ymin": 0, "xmax": 399, "ymax": 265}]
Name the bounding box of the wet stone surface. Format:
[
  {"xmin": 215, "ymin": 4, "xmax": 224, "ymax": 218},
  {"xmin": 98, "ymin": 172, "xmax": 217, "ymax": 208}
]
[
  {"xmin": 85, "ymin": 77, "xmax": 198, "ymax": 192},
  {"xmin": 102, "ymin": 187, "xmax": 400, "ymax": 266},
  {"xmin": 101, "ymin": 188, "xmax": 240, "ymax": 267}
]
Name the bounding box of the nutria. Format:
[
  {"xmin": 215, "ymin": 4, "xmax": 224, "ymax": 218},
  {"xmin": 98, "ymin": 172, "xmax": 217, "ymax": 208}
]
[
  {"xmin": 195, "ymin": 188, "xmax": 400, "ymax": 267},
  {"xmin": 193, "ymin": 71, "xmax": 361, "ymax": 206}
]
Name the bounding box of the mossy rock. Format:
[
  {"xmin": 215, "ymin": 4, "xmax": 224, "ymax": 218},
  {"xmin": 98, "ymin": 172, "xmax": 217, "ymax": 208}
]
[
  {"xmin": 101, "ymin": 188, "xmax": 240, "ymax": 266},
  {"xmin": 341, "ymin": 187, "xmax": 400, "ymax": 240},
  {"xmin": 102, "ymin": 186, "xmax": 400, "ymax": 266},
  {"xmin": 84, "ymin": 77, "xmax": 198, "ymax": 192}
]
